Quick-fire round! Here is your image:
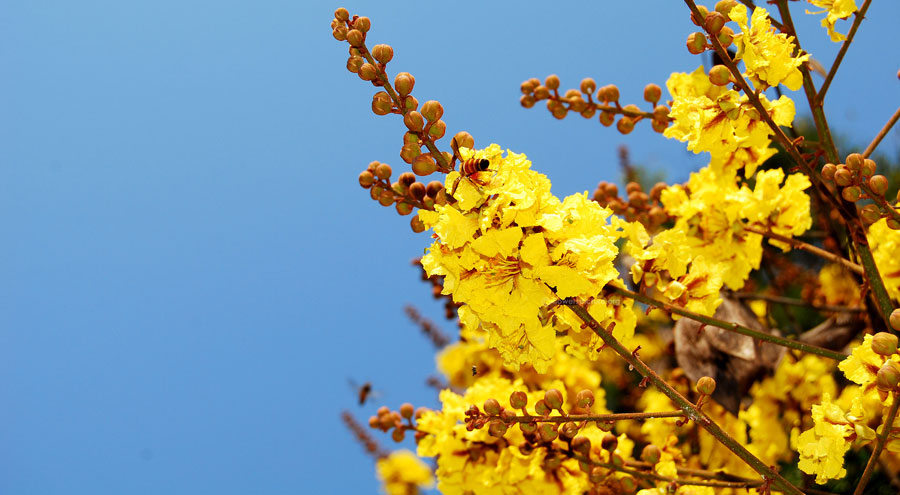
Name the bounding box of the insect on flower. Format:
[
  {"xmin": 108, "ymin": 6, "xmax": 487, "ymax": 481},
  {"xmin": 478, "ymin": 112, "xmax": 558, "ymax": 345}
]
[
  {"xmin": 471, "ymin": 365, "xmax": 477, "ymax": 376},
  {"xmin": 450, "ymin": 156, "xmax": 495, "ymax": 197}
]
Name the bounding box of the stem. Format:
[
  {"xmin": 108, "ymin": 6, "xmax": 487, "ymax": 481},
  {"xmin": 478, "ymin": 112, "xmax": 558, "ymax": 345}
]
[
  {"xmin": 863, "ymin": 105, "xmax": 900, "ymax": 158},
  {"xmin": 730, "ymin": 291, "xmax": 865, "ymax": 313},
  {"xmin": 609, "ymin": 285, "xmax": 847, "ymax": 361},
  {"xmin": 505, "ymin": 411, "xmax": 684, "ymax": 423},
  {"xmin": 572, "ymin": 453, "xmax": 762, "ymax": 489},
  {"xmin": 743, "ymin": 224, "xmax": 863, "ymax": 275},
  {"xmin": 564, "ymin": 300, "xmax": 806, "ymax": 495},
  {"xmin": 817, "ymin": 0, "xmax": 873, "ymax": 104},
  {"xmin": 853, "ymin": 391, "xmax": 900, "ymax": 495}
]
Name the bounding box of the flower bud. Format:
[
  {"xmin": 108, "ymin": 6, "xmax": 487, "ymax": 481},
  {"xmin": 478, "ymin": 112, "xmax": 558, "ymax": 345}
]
[
  {"xmin": 408, "ymin": 181, "xmax": 427, "ymax": 201},
  {"xmin": 488, "ymin": 419, "xmax": 508, "ymax": 438},
  {"xmin": 690, "ymin": 4, "xmax": 709, "ymax": 25},
  {"xmin": 520, "ymin": 94, "xmax": 536, "ymax": 108},
  {"xmin": 332, "ymin": 25, "xmax": 348, "ymax": 41},
  {"xmin": 425, "ymin": 181, "xmax": 443, "ymax": 198},
  {"xmin": 715, "ymin": 0, "xmax": 739, "ymax": 15},
  {"xmin": 687, "ymin": 32, "xmax": 707, "ymax": 54},
  {"xmin": 888, "ymin": 218, "xmax": 900, "ymax": 230},
  {"xmin": 601, "ymin": 84, "xmax": 620, "ymax": 102},
  {"xmin": 845, "ymin": 153, "xmax": 864, "ymax": 171},
  {"xmin": 398, "ymin": 171, "xmax": 416, "ymax": 187},
  {"xmin": 862, "ymin": 158, "xmax": 876, "ymax": 176},
  {"xmin": 534, "ymin": 399, "xmax": 551, "ymax": 416},
  {"xmin": 601, "ymin": 433, "xmax": 618, "ymax": 451},
  {"xmin": 391, "ymin": 428, "xmax": 405, "ymax": 442},
  {"xmin": 394, "ymin": 72, "xmax": 415, "ymax": 96},
  {"xmin": 374, "ymin": 163, "xmax": 392, "ymax": 180},
  {"xmin": 346, "ymin": 55, "xmax": 364, "ymax": 74},
  {"xmin": 372, "ymin": 98, "xmax": 391, "ymax": 116},
  {"xmin": 544, "ymin": 389, "xmax": 564, "ymax": 410},
  {"xmin": 643, "ymin": 83, "xmax": 662, "ymax": 103},
  {"xmin": 353, "ymin": 16, "xmax": 370, "ymax": 32},
  {"xmin": 571, "ymin": 436, "xmax": 591, "ymax": 455},
  {"xmin": 400, "ymin": 143, "xmax": 421, "ymax": 164},
  {"xmin": 841, "ymin": 186, "xmax": 861, "ymax": 202},
  {"xmin": 538, "ymin": 423, "xmax": 559, "ymax": 442},
  {"xmin": 404, "ymin": 111, "xmax": 425, "ymax": 132},
  {"xmin": 347, "ymin": 29, "xmax": 364, "ymax": 47},
  {"xmin": 697, "ymin": 376, "xmax": 717, "ymax": 395},
  {"xmin": 370, "ymin": 185, "xmax": 383, "ymax": 200},
  {"xmin": 709, "ymin": 65, "xmax": 731, "ymax": 86},
  {"xmin": 641, "ymin": 444, "xmax": 661, "ymax": 464},
  {"xmin": 421, "ymin": 100, "xmax": 444, "ymax": 122},
  {"xmin": 484, "ymin": 398, "xmax": 502, "ymax": 415},
  {"xmin": 358, "ymin": 63, "xmax": 377, "ymax": 81},
  {"xmin": 833, "ymin": 167, "xmax": 852, "ymax": 186},
  {"xmin": 871, "ymin": 332, "xmax": 898, "ymax": 356},
  {"xmin": 428, "ymin": 120, "xmax": 446, "ymax": 139},
  {"xmin": 717, "ymin": 26, "xmax": 734, "ymax": 48},
  {"xmin": 520, "ymin": 79, "xmax": 536, "ymax": 94},
  {"xmin": 359, "ymin": 170, "xmax": 375, "ymax": 188},
  {"xmin": 372, "ymin": 44, "xmax": 393, "ymax": 64},
  {"xmin": 876, "ymin": 361, "xmax": 900, "ymax": 391},
  {"xmin": 509, "ymin": 391, "xmax": 528, "ymax": 409},
  {"xmin": 860, "ymin": 204, "xmax": 881, "ymax": 225},
  {"xmin": 410, "ymin": 215, "xmax": 425, "ymax": 233},
  {"xmin": 580, "ymin": 107, "xmax": 596, "ymax": 119},
  {"xmin": 620, "ymin": 477, "xmax": 637, "ymax": 493},
  {"xmin": 580, "ymin": 77, "xmax": 597, "ymax": 95},
  {"xmin": 599, "ymin": 111, "xmax": 614, "ymax": 127},
  {"xmin": 617, "ymin": 117, "xmax": 635, "ymax": 134},
  {"xmin": 545, "ymin": 74, "xmax": 560, "ymax": 90},
  {"xmin": 705, "ymin": 12, "xmax": 726, "ymax": 34},
  {"xmin": 560, "ymin": 421, "xmax": 579, "ymax": 439},
  {"xmin": 395, "ymin": 201, "xmax": 413, "ymax": 216},
  {"xmin": 891, "ymin": 309, "xmax": 900, "ymax": 331},
  {"xmin": 378, "ymin": 190, "xmax": 394, "ymax": 207},
  {"xmin": 404, "ymin": 95, "xmax": 419, "ymax": 112},
  {"xmin": 821, "ymin": 163, "xmax": 836, "ymax": 180},
  {"xmin": 400, "ymin": 403, "xmax": 415, "ymax": 419},
  {"xmin": 589, "ymin": 467, "xmax": 605, "ymax": 483},
  {"xmin": 334, "ymin": 8, "xmax": 350, "ymax": 21},
  {"xmin": 869, "ymin": 175, "xmax": 889, "ymax": 196},
  {"xmin": 575, "ymin": 389, "xmax": 595, "ymax": 408},
  {"xmin": 412, "ymin": 154, "xmax": 437, "ymax": 176}
]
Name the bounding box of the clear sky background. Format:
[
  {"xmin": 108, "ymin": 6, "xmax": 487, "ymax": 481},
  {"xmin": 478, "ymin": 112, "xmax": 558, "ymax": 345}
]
[{"xmin": 2, "ymin": 1, "xmax": 898, "ymax": 494}]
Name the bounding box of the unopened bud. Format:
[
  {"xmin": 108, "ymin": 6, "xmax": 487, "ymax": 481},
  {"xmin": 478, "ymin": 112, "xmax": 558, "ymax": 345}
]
[
  {"xmin": 519, "ymin": 422, "xmax": 537, "ymax": 434},
  {"xmin": 520, "ymin": 94, "xmax": 536, "ymax": 108},
  {"xmin": 346, "ymin": 29, "xmax": 364, "ymax": 47},
  {"xmin": 871, "ymin": 332, "xmax": 898, "ymax": 356},
  {"xmin": 534, "ymin": 399, "xmax": 551, "ymax": 416},
  {"xmin": 821, "ymin": 163, "xmax": 836, "ymax": 180},
  {"xmin": 690, "ymin": 5, "xmax": 709, "ymax": 26},
  {"xmin": 374, "ymin": 163, "xmax": 392, "ymax": 180},
  {"xmin": 860, "ymin": 204, "xmax": 881, "ymax": 225},
  {"xmin": 869, "ymin": 175, "xmax": 889, "ymax": 196},
  {"xmin": 378, "ymin": 190, "xmax": 394, "ymax": 207},
  {"xmin": 353, "ymin": 16, "xmax": 371, "ymax": 33},
  {"xmin": 394, "ymin": 72, "xmax": 415, "ymax": 96},
  {"xmin": 599, "ymin": 111, "xmax": 614, "ymax": 127},
  {"xmin": 845, "ymin": 153, "xmax": 864, "ymax": 171},
  {"xmin": 841, "ymin": 186, "xmax": 861, "ymax": 202},
  {"xmin": 395, "ymin": 201, "xmax": 413, "ymax": 215},
  {"xmin": 428, "ymin": 120, "xmax": 446, "ymax": 139},
  {"xmin": 697, "ymin": 376, "xmax": 717, "ymax": 395},
  {"xmin": 409, "ymin": 182, "xmax": 426, "ymax": 201},
  {"xmin": 580, "ymin": 77, "xmax": 596, "ymax": 95},
  {"xmin": 484, "ymin": 398, "xmax": 502, "ymax": 415},
  {"xmin": 717, "ymin": 26, "xmax": 734, "ymax": 48},
  {"xmin": 888, "ymin": 218, "xmax": 900, "ymax": 230},
  {"xmin": 705, "ymin": 12, "xmax": 726, "ymax": 34},
  {"xmin": 715, "ymin": 0, "xmax": 739, "ymax": 15},
  {"xmin": 372, "ymin": 97, "xmax": 392, "ymax": 116},
  {"xmin": 372, "ymin": 44, "xmax": 393, "ymax": 64},
  {"xmin": 404, "ymin": 95, "xmax": 418, "ymax": 112},
  {"xmin": 404, "ymin": 111, "xmax": 425, "ymax": 132},
  {"xmin": 544, "ymin": 389, "xmax": 564, "ymax": 410},
  {"xmin": 601, "ymin": 433, "xmax": 618, "ymax": 451},
  {"xmin": 400, "ymin": 403, "xmax": 415, "ymax": 419},
  {"xmin": 334, "ymin": 8, "xmax": 350, "ymax": 21},
  {"xmin": 617, "ymin": 117, "xmax": 635, "ymax": 134},
  {"xmin": 358, "ymin": 63, "xmax": 377, "ymax": 81},
  {"xmin": 545, "ymin": 74, "xmax": 560, "ymax": 90},
  {"xmin": 876, "ymin": 361, "xmax": 900, "ymax": 391},
  {"xmin": 410, "ymin": 215, "xmax": 425, "ymax": 233},
  {"xmin": 862, "ymin": 158, "xmax": 877, "ymax": 176},
  {"xmin": 601, "ymin": 84, "xmax": 620, "ymax": 102},
  {"xmin": 571, "ymin": 435, "xmax": 591, "ymax": 455},
  {"xmin": 687, "ymin": 32, "xmax": 707, "ymax": 54},
  {"xmin": 488, "ymin": 419, "xmax": 508, "ymax": 437},
  {"xmin": 709, "ymin": 65, "xmax": 731, "ymax": 86},
  {"xmin": 359, "ymin": 170, "xmax": 375, "ymax": 188},
  {"xmin": 425, "ymin": 181, "xmax": 443, "ymax": 198},
  {"xmin": 421, "ymin": 100, "xmax": 444, "ymax": 122},
  {"xmin": 642, "ymin": 83, "xmax": 662, "ymax": 103},
  {"xmin": 391, "ymin": 427, "xmax": 405, "ymax": 442},
  {"xmin": 400, "ymin": 143, "xmax": 421, "ymax": 164},
  {"xmin": 538, "ymin": 423, "xmax": 559, "ymax": 442},
  {"xmin": 891, "ymin": 309, "xmax": 900, "ymax": 331},
  {"xmin": 641, "ymin": 444, "xmax": 661, "ymax": 464},
  {"xmin": 560, "ymin": 421, "xmax": 579, "ymax": 439},
  {"xmin": 509, "ymin": 391, "xmax": 528, "ymax": 409},
  {"xmin": 575, "ymin": 389, "xmax": 595, "ymax": 408},
  {"xmin": 412, "ymin": 154, "xmax": 437, "ymax": 176},
  {"xmin": 834, "ymin": 167, "xmax": 852, "ymax": 186}
]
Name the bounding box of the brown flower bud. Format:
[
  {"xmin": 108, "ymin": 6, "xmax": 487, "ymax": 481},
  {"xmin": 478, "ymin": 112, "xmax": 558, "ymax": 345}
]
[
  {"xmin": 715, "ymin": 0, "xmax": 739, "ymax": 15},
  {"xmin": 538, "ymin": 423, "xmax": 558, "ymax": 442},
  {"xmin": 372, "ymin": 98, "xmax": 391, "ymax": 116},
  {"xmin": 404, "ymin": 95, "xmax": 419, "ymax": 112},
  {"xmin": 509, "ymin": 390, "xmax": 528, "ymax": 409},
  {"xmin": 891, "ymin": 308, "xmax": 900, "ymax": 331},
  {"xmin": 717, "ymin": 26, "xmax": 735, "ymax": 48},
  {"xmin": 378, "ymin": 189, "xmax": 394, "ymax": 207},
  {"xmin": 451, "ymin": 132, "xmax": 475, "ymax": 154},
  {"xmin": 410, "ymin": 215, "xmax": 425, "ymax": 233},
  {"xmin": 421, "ymin": 100, "xmax": 444, "ymax": 122},
  {"xmin": 691, "ymin": 4, "xmax": 709, "ymax": 26},
  {"xmin": 709, "ymin": 65, "xmax": 731, "ymax": 86},
  {"xmin": 705, "ymin": 12, "xmax": 726, "ymax": 34},
  {"xmin": 834, "ymin": 167, "xmax": 852, "ymax": 186},
  {"xmin": 397, "ymin": 172, "xmax": 416, "ymax": 187},
  {"xmin": 534, "ymin": 399, "xmax": 551, "ymax": 416},
  {"xmin": 841, "ymin": 186, "xmax": 861, "ymax": 202},
  {"xmin": 617, "ymin": 117, "xmax": 635, "ymax": 134},
  {"xmin": 845, "ymin": 153, "xmax": 864, "ymax": 171},
  {"xmin": 575, "ymin": 389, "xmax": 595, "ymax": 408},
  {"xmin": 571, "ymin": 435, "xmax": 591, "ymax": 455},
  {"xmin": 641, "ymin": 444, "xmax": 661, "ymax": 464},
  {"xmin": 580, "ymin": 107, "xmax": 596, "ymax": 119},
  {"xmin": 400, "ymin": 143, "xmax": 421, "ymax": 164},
  {"xmin": 425, "ymin": 181, "xmax": 444, "ymax": 198},
  {"xmin": 519, "ymin": 422, "xmax": 537, "ymax": 434},
  {"xmin": 428, "ymin": 120, "xmax": 446, "ymax": 139},
  {"xmin": 545, "ymin": 74, "xmax": 560, "ymax": 90},
  {"xmin": 391, "ymin": 427, "xmax": 405, "ymax": 442},
  {"xmin": 488, "ymin": 419, "xmax": 508, "ymax": 438},
  {"xmin": 520, "ymin": 79, "xmax": 537, "ymax": 94},
  {"xmin": 687, "ymin": 32, "xmax": 707, "ymax": 54},
  {"xmin": 353, "ymin": 16, "xmax": 371, "ymax": 33},
  {"xmin": 394, "ymin": 72, "xmax": 415, "ymax": 96},
  {"xmin": 396, "ymin": 201, "xmax": 413, "ymax": 216},
  {"xmin": 408, "ymin": 181, "xmax": 427, "ymax": 201},
  {"xmin": 549, "ymin": 101, "xmax": 567, "ymax": 120},
  {"xmin": 412, "ymin": 154, "xmax": 437, "ymax": 176},
  {"xmin": 643, "ymin": 83, "xmax": 662, "ymax": 103},
  {"xmin": 599, "ymin": 111, "xmax": 615, "ymax": 127},
  {"xmin": 404, "ymin": 111, "xmax": 425, "ymax": 132},
  {"xmin": 346, "ymin": 55, "xmax": 364, "ymax": 74},
  {"xmin": 358, "ymin": 63, "xmax": 377, "ymax": 81},
  {"xmin": 544, "ymin": 389, "xmax": 564, "ymax": 410},
  {"xmin": 860, "ymin": 204, "xmax": 881, "ymax": 225},
  {"xmin": 821, "ymin": 163, "xmax": 836, "ymax": 180},
  {"xmin": 520, "ymin": 94, "xmax": 536, "ymax": 108},
  {"xmin": 871, "ymin": 332, "xmax": 898, "ymax": 356},
  {"xmin": 560, "ymin": 421, "xmax": 579, "ymax": 439},
  {"xmin": 697, "ymin": 376, "xmax": 716, "ymax": 395},
  {"xmin": 484, "ymin": 398, "xmax": 502, "ymax": 415},
  {"xmin": 374, "ymin": 163, "xmax": 392, "ymax": 180},
  {"xmin": 347, "ymin": 29, "xmax": 364, "ymax": 47},
  {"xmin": 370, "ymin": 185, "xmax": 383, "ymax": 200},
  {"xmin": 869, "ymin": 175, "xmax": 889, "ymax": 196},
  {"xmin": 862, "ymin": 158, "xmax": 877, "ymax": 176},
  {"xmin": 332, "ymin": 25, "xmax": 348, "ymax": 41},
  {"xmin": 889, "ymin": 218, "xmax": 900, "ymax": 230},
  {"xmin": 372, "ymin": 44, "xmax": 393, "ymax": 64},
  {"xmin": 589, "ymin": 467, "xmax": 605, "ymax": 483},
  {"xmin": 580, "ymin": 77, "xmax": 597, "ymax": 95},
  {"xmin": 358, "ymin": 170, "xmax": 375, "ymax": 188},
  {"xmin": 876, "ymin": 361, "xmax": 900, "ymax": 391},
  {"xmin": 334, "ymin": 8, "xmax": 350, "ymax": 21},
  {"xmin": 601, "ymin": 84, "xmax": 620, "ymax": 102},
  {"xmin": 367, "ymin": 415, "xmax": 379, "ymax": 429},
  {"xmin": 601, "ymin": 433, "xmax": 618, "ymax": 451}
]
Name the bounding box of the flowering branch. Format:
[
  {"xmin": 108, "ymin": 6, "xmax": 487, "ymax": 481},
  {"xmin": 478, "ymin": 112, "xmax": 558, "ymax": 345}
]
[
  {"xmin": 817, "ymin": 0, "xmax": 874, "ymax": 103},
  {"xmin": 853, "ymin": 391, "xmax": 900, "ymax": 495},
  {"xmin": 572, "ymin": 452, "xmax": 765, "ymax": 489},
  {"xmin": 743, "ymin": 224, "xmax": 864, "ymax": 275}
]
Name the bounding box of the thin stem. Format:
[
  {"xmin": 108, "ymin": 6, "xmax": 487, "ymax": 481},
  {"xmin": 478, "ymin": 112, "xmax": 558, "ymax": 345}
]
[
  {"xmin": 818, "ymin": 0, "xmax": 873, "ymax": 103},
  {"xmin": 572, "ymin": 453, "xmax": 762, "ymax": 489},
  {"xmin": 744, "ymin": 224, "xmax": 864, "ymax": 275},
  {"xmin": 864, "ymin": 106, "xmax": 900, "ymax": 158},
  {"xmin": 609, "ymin": 285, "xmax": 847, "ymax": 361},
  {"xmin": 853, "ymin": 391, "xmax": 900, "ymax": 495},
  {"xmin": 731, "ymin": 291, "xmax": 865, "ymax": 313},
  {"xmin": 504, "ymin": 411, "xmax": 684, "ymax": 423},
  {"xmin": 564, "ymin": 299, "xmax": 805, "ymax": 495}
]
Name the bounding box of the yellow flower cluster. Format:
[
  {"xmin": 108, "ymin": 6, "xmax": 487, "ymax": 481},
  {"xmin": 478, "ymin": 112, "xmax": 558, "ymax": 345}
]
[
  {"xmin": 664, "ymin": 66, "xmax": 794, "ymax": 178},
  {"xmin": 730, "ymin": 5, "xmax": 810, "ymax": 90},
  {"xmin": 626, "ymin": 165, "xmax": 811, "ymax": 316},
  {"xmin": 868, "ymin": 218, "xmax": 900, "ymax": 301},
  {"xmin": 376, "ymin": 450, "xmax": 435, "ymax": 495},
  {"xmin": 806, "ymin": 0, "xmax": 858, "ymax": 42},
  {"xmin": 420, "ymin": 145, "xmax": 636, "ymax": 373},
  {"xmin": 797, "ymin": 335, "xmax": 900, "ymax": 483}
]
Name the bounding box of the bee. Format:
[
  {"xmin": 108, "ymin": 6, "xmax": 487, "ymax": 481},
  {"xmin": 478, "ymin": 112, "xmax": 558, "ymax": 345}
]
[
  {"xmin": 471, "ymin": 365, "xmax": 478, "ymax": 376},
  {"xmin": 349, "ymin": 379, "xmax": 376, "ymax": 406},
  {"xmin": 450, "ymin": 157, "xmax": 494, "ymax": 197}
]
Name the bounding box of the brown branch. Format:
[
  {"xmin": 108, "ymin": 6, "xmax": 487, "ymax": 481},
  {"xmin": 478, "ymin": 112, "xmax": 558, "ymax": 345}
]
[
  {"xmin": 854, "ymin": 391, "xmax": 900, "ymax": 495},
  {"xmin": 818, "ymin": 0, "xmax": 874, "ymax": 103},
  {"xmin": 743, "ymin": 224, "xmax": 864, "ymax": 275},
  {"xmin": 863, "ymin": 106, "xmax": 900, "ymax": 158}
]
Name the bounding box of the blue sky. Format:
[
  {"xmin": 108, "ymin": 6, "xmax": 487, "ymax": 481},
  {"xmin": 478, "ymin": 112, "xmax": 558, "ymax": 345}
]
[{"xmin": 2, "ymin": 1, "xmax": 898, "ymax": 494}]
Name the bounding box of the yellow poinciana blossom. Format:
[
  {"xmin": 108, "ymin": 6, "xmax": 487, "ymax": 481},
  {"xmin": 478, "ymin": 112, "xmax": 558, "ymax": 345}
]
[
  {"xmin": 806, "ymin": 0, "xmax": 858, "ymax": 42},
  {"xmin": 376, "ymin": 450, "xmax": 435, "ymax": 495},
  {"xmin": 420, "ymin": 145, "xmax": 635, "ymax": 372},
  {"xmin": 867, "ymin": 217, "xmax": 900, "ymax": 301},
  {"xmin": 729, "ymin": 5, "xmax": 810, "ymax": 90},
  {"xmin": 796, "ymin": 394, "xmax": 854, "ymax": 484}
]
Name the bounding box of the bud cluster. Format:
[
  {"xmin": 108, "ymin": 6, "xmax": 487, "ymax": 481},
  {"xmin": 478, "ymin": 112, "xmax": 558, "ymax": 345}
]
[
  {"xmin": 464, "ymin": 388, "xmax": 596, "ymax": 439},
  {"xmin": 358, "ymin": 161, "xmax": 449, "ymax": 232},
  {"xmin": 368, "ymin": 403, "xmax": 429, "ymax": 444},
  {"xmin": 520, "ymin": 75, "xmax": 671, "ymax": 134},
  {"xmin": 592, "ymin": 180, "xmax": 671, "ymax": 232},
  {"xmin": 820, "ymin": 153, "xmax": 899, "ymax": 229},
  {"xmin": 871, "ymin": 332, "xmax": 900, "ymax": 395},
  {"xmin": 685, "ymin": 1, "xmax": 738, "ymax": 55}
]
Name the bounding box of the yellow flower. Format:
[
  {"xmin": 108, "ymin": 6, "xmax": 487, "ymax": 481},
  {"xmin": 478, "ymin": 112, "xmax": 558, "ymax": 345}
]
[
  {"xmin": 796, "ymin": 394, "xmax": 853, "ymax": 484},
  {"xmin": 867, "ymin": 217, "xmax": 900, "ymax": 301},
  {"xmin": 376, "ymin": 450, "xmax": 434, "ymax": 495},
  {"xmin": 806, "ymin": 0, "xmax": 858, "ymax": 42},
  {"xmin": 730, "ymin": 5, "xmax": 810, "ymax": 90}
]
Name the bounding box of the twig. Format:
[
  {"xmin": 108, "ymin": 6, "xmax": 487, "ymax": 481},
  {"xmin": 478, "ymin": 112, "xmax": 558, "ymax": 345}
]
[
  {"xmin": 503, "ymin": 410, "xmax": 685, "ymax": 424},
  {"xmin": 573, "ymin": 453, "xmax": 763, "ymax": 489},
  {"xmin": 863, "ymin": 106, "xmax": 900, "ymax": 158},
  {"xmin": 818, "ymin": 0, "xmax": 873, "ymax": 103},
  {"xmin": 743, "ymin": 224, "xmax": 864, "ymax": 275},
  {"xmin": 853, "ymin": 391, "xmax": 900, "ymax": 495},
  {"xmin": 730, "ymin": 291, "xmax": 865, "ymax": 313}
]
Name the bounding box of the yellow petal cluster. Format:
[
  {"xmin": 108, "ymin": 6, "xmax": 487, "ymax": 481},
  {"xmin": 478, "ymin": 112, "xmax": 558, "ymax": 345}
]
[
  {"xmin": 796, "ymin": 393, "xmax": 854, "ymax": 484},
  {"xmin": 730, "ymin": 5, "xmax": 810, "ymax": 90},
  {"xmin": 376, "ymin": 450, "xmax": 435, "ymax": 495},
  {"xmin": 867, "ymin": 218, "xmax": 900, "ymax": 301},
  {"xmin": 420, "ymin": 145, "xmax": 635, "ymax": 372},
  {"xmin": 806, "ymin": 0, "xmax": 858, "ymax": 42}
]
